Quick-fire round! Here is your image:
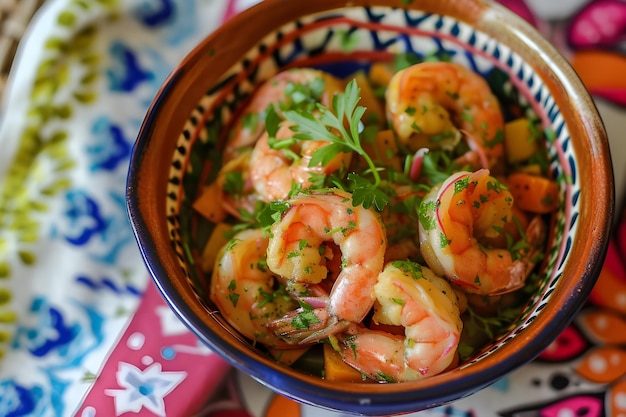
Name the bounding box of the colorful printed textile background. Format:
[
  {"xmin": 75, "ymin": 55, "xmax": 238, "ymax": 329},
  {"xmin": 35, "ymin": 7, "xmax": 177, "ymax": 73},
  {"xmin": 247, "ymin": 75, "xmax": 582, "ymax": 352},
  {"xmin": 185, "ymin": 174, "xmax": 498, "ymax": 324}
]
[{"xmin": 0, "ymin": 0, "xmax": 624, "ymax": 416}]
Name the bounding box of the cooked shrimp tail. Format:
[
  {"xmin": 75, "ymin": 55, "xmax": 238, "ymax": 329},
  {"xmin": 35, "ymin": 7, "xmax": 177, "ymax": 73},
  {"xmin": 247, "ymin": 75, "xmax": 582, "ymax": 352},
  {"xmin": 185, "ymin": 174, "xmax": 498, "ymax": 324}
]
[
  {"xmin": 249, "ymin": 121, "xmax": 352, "ymax": 202},
  {"xmin": 266, "ymin": 189, "xmax": 387, "ymax": 343},
  {"xmin": 418, "ymin": 169, "xmax": 547, "ymax": 295},
  {"xmin": 337, "ymin": 262, "xmax": 463, "ymax": 382},
  {"xmin": 216, "ymin": 68, "xmax": 349, "ymax": 217},
  {"xmin": 210, "ymin": 228, "xmax": 300, "ymax": 349},
  {"xmin": 270, "ymin": 307, "xmax": 353, "ymax": 344},
  {"xmin": 224, "ymin": 68, "xmax": 345, "ymax": 163},
  {"xmin": 386, "ymin": 62, "xmax": 505, "ymax": 171}
]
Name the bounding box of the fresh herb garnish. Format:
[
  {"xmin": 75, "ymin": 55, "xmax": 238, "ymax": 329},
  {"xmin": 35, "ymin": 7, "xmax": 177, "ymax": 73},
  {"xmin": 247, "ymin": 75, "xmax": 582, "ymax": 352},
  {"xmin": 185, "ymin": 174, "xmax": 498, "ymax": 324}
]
[
  {"xmin": 292, "ymin": 300, "xmax": 320, "ymax": 330},
  {"xmin": 257, "ymin": 200, "xmax": 290, "ymax": 230},
  {"xmin": 459, "ymin": 304, "xmax": 523, "ymax": 361},
  {"xmin": 223, "ymin": 171, "xmax": 244, "ymax": 197},
  {"xmin": 281, "ymin": 79, "xmax": 391, "ymax": 211},
  {"xmin": 280, "ymin": 77, "xmax": 326, "ymax": 113},
  {"xmin": 347, "ymin": 173, "xmax": 390, "ymax": 211},
  {"xmin": 265, "ymin": 104, "xmax": 282, "ymax": 139},
  {"xmin": 391, "ymin": 259, "xmax": 424, "ymax": 280},
  {"xmin": 226, "ymin": 279, "xmax": 239, "ymax": 307},
  {"xmin": 419, "ymin": 149, "xmax": 462, "ymax": 186},
  {"xmin": 418, "ymin": 200, "xmax": 438, "ymax": 231}
]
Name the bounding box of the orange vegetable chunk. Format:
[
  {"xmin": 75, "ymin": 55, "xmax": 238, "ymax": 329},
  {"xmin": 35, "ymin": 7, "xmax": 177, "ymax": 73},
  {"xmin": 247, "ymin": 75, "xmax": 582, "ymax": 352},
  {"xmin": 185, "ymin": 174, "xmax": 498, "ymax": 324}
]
[
  {"xmin": 193, "ymin": 181, "xmax": 227, "ymax": 223},
  {"xmin": 268, "ymin": 346, "xmax": 311, "ymax": 366},
  {"xmin": 323, "ymin": 343, "xmax": 363, "ymax": 382},
  {"xmin": 507, "ymin": 172, "xmax": 559, "ymax": 214}
]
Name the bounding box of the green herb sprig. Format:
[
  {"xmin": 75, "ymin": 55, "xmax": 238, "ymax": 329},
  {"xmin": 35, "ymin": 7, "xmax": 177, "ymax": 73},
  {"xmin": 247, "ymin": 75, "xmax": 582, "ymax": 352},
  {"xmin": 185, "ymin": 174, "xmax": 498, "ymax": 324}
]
[
  {"xmin": 458, "ymin": 304, "xmax": 522, "ymax": 361},
  {"xmin": 276, "ymin": 79, "xmax": 392, "ymax": 211}
]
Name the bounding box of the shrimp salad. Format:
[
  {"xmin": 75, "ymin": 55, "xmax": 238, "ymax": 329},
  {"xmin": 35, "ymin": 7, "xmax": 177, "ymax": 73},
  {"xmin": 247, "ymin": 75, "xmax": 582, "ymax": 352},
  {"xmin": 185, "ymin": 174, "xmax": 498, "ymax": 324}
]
[{"xmin": 195, "ymin": 57, "xmax": 558, "ymax": 383}]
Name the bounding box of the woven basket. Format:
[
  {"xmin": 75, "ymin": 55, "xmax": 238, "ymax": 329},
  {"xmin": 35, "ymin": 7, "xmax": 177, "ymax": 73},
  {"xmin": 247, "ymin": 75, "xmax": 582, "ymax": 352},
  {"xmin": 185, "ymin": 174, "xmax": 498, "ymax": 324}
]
[{"xmin": 0, "ymin": 0, "xmax": 46, "ymax": 98}]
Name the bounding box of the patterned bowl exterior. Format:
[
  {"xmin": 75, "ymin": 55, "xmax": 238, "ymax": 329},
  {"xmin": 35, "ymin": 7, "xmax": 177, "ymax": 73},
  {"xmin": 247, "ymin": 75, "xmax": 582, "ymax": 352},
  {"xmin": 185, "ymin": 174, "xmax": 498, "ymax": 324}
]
[{"xmin": 127, "ymin": 0, "xmax": 613, "ymax": 415}]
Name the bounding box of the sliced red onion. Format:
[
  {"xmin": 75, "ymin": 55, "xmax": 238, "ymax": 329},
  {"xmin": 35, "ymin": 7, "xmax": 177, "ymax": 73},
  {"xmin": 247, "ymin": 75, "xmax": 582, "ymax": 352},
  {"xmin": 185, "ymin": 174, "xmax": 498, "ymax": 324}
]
[{"xmin": 409, "ymin": 148, "xmax": 429, "ymax": 181}]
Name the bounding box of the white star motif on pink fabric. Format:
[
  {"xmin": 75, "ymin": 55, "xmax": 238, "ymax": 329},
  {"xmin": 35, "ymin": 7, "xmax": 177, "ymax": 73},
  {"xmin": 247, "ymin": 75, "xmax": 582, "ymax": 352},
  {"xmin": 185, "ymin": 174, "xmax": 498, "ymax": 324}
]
[{"xmin": 104, "ymin": 362, "xmax": 187, "ymax": 416}]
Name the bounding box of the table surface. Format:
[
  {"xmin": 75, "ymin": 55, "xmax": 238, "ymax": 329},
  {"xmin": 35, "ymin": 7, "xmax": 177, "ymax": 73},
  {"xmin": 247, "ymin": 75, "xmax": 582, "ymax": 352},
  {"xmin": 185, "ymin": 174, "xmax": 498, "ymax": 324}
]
[{"xmin": 0, "ymin": 1, "xmax": 625, "ymax": 416}]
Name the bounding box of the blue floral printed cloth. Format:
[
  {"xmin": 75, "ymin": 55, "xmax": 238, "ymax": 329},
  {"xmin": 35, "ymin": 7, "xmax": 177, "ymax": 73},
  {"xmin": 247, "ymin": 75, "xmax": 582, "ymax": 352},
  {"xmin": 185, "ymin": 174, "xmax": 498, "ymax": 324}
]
[{"xmin": 0, "ymin": 1, "xmax": 245, "ymax": 416}]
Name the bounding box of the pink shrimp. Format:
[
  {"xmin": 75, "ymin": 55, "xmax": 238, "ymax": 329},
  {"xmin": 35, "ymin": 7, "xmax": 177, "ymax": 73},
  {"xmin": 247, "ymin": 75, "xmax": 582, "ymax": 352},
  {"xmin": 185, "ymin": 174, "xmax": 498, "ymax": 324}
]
[
  {"xmin": 210, "ymin": 228, "xmax": 299, "ymax": 348},
  {"xmin": 214, "ymin": 150, "xmax": 260, "ymax": 218},
  {"xmin": 249, "ymin": 121, "xmax": 352, "ymax": 202},
  {"xmin": 223, "ymin": 68, "xmax": 345, "ymax": 163},
  {"xmin": 336, "ymin": 261, "xmax": 463, "ymax": 382},
  {"xmin": 418, "ymin": 169, "xmax": 546, "ymax": 295},
  {"xmin": 266, "ymin": 189, "xmax": 387, "ymax": 344},
  {"xmin": 386, "ymin": 62, "xmax": 505, "ymax": 170}
]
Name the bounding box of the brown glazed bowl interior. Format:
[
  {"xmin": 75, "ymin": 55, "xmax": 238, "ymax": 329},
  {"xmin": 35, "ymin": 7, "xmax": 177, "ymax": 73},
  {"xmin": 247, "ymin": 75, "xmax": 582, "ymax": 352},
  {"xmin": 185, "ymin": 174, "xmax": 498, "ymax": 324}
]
[{"xmin": 126, "ymin": 0, "xmax": 614, "ymax": 414}]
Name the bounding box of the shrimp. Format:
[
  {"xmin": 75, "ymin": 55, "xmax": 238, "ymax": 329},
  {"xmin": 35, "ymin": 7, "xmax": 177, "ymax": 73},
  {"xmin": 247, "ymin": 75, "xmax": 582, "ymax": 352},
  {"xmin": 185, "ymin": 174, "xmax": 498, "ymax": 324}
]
[
  {"xmin": 224, "ymin": 68, "xmax": 345, "ymax": 163},
  {"xmin": 214, "ymin": 150, "xmax": 261, "ymax": 218},
  {"xmin": 385, "ymin": 62, "xmax": 505, "ymax": 170},
  {"xmin": 337, "ymin": 261, "xmax": 463, "ymax": 382},
  {"xmin": 266, "ymin": 189, "xmax": 387, "ymax": 343},
  {"xmin": 418, "ymin": 169, "xmax": 546, "ymax": 295},
  {"xmin": 210, "ymin": 228, "xmax": 299, "ymax": 348},
  {"xmin": 249, "ymin": 121, "xmax": 352, "ymax": 202}
]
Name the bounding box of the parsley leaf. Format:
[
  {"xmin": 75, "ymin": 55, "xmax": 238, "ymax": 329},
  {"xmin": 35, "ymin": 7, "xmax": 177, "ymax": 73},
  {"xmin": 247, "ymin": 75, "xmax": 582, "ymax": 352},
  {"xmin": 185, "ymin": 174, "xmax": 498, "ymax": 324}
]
[
  {"xmin": 391, "ymin": 259, "xmax": 424, "ymax": 280},
  {"xmin": 265, "ymin": 104, "xmax": 281, "ymax": 139},
  {"xmin": 283, "ymin": 79, "xmax": 392, "ymax": 211},
  {"xmin": 223, "ymin": 171, "xmax": 244, "ymax": 197},
  {"xmin": 257, "ymin": 200, "xmax": 290, "ymax": 230},
  {"xmin": 291, "ymin": 300, "xmax": 320, "ymax": 330},
  {"xmin": 348, "ymin": 173, "xmax": 391, "ymax": 211},
  {"xmin": 418, "ymin": 200, "xmax": 438, "ymax": 231},
  {"xmin": 308, "ymin": 143, "xmax": 351, "ymax": 167}
]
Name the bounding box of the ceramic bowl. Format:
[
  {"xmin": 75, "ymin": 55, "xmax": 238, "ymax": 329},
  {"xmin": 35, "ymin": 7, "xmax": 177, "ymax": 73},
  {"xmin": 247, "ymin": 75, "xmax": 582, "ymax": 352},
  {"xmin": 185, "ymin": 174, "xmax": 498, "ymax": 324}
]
[{"xmin": 126, "ymin": 0, "xmax": 614, "ymax": 414}]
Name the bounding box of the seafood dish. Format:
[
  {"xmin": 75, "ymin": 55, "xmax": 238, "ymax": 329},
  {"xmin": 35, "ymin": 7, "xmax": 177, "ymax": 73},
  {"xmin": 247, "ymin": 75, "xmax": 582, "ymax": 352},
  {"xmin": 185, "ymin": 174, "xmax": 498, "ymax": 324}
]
[{"xmin": 193, "ymin": 58, "xmax": 560, "ymax": 383}]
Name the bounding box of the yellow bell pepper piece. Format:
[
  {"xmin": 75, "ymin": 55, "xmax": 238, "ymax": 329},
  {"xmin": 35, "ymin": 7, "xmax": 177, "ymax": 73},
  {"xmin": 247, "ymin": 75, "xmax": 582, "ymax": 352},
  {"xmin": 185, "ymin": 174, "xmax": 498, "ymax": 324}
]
[{"xmin": 504, "ymin": 118, "xmax": 539, "ymax": 164}]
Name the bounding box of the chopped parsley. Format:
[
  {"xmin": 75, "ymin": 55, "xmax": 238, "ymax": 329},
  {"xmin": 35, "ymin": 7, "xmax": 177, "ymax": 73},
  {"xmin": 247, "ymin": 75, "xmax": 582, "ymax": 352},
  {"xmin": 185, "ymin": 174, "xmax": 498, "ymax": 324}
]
[
  {"xmin": 226, "ymin": 279, "xmax": 240, "ymax": 307},
  {"xmin": 257, "ymin": 200, "xmax": 290, "ymax": 230},
  {"xmin": 392, "ymin": 259, "xmax": 424, "ymax": 280},
  {"xmin": 280, "ymin": 79, "xmax": 392, "ymax": 211},
  {"xmin": 291, "ymin": 301, "xmax": 320, "ymax": 330}
]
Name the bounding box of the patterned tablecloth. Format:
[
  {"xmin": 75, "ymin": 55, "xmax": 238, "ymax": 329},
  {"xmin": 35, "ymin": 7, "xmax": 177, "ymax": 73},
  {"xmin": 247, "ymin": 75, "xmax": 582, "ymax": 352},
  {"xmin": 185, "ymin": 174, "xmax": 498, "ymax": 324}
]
[{"xmin": 0, "ymin": 1, "xmax": 625, "ymax": 416}]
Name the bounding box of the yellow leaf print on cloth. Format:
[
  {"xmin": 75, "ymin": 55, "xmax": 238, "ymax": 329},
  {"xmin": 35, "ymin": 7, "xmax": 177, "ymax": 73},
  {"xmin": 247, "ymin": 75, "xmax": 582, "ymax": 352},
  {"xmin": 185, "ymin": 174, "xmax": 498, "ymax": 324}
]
[{"xmin": 0, "ymin": 0, "xmax": 120, "ymax": 358}]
